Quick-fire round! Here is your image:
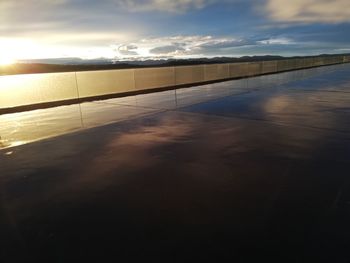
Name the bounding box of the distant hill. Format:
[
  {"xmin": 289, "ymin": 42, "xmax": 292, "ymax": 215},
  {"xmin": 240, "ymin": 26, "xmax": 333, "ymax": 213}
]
[{"xmin": 1, "ymin": 54, "xmax": 348, "ymax": 76}]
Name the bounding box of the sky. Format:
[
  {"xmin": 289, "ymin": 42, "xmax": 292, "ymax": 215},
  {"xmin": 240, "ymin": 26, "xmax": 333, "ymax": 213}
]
[{"xmin": 0, "ymin": 0, "xmax": 350, "ymax": 62}]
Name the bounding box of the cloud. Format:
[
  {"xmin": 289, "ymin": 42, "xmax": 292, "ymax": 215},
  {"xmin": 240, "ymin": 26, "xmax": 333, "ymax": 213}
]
[
  {"xmin": 115, "ymin": 35, "xmax": 259, "ymax": 59},
  {"xmin": 2, "ymin": 0, "xmax": 350, "ymax": 60},
  {"xmin": 257, "ymin": 37, "xmax": 294, "ymax": 45},
  {"xmin": 199, "ymin": 38, "xmax": 257, "ymax": 49},
  {"xmin": 150, "ymin": 44, "xmax": 186, "ymax": 55},
  {"xmin": 116, "ymin": 0, "xmax": 215, "ymax": 13},
  {"xmin": 0, "ymin": 0, "xmax": 142, "ymax": 59},
  {"xmin": 117, "ymin": 44, "xmax": 139, "ymax": 56},
  {"xmin": 265, "ymin": 0, "xmax": 350, "ymax": 23},
  {"xmin": 0, "ymin": 0, "xmax": 143, "ymax": 39}
]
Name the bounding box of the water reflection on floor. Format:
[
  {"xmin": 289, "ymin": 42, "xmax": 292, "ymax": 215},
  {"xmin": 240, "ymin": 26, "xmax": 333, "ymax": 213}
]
[{"xmin": 1, "ymin": 63, "xmax": 350, "ymax": 262}]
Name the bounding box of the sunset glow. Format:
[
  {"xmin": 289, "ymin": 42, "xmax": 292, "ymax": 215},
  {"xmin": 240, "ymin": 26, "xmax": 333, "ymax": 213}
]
[
  {"xmin": 0, "ymin": 56, "xmax": 16, "ymax": 66},
  {"xmin": 0, "ymin": 0, "xmax": 349, "ymax": 62},
  {"xmin": 0, "ymin": 39, "xmax": 18, "ymax": 65}
]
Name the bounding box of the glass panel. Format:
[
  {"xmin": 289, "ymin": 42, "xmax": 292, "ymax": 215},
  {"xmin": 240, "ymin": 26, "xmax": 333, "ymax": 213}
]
[
  {"xmin": 134, "ymin": 67, "xmax": 175, "ymax": 90},
  {"xmin": 175, "ymin": 65, "xmax": 204, "ymax": 85},
  {"xmin": 0, "ymin": 72, "xmax": 78, "ymax": 108},
  {"xmin": 76, "ymin": 69, "xmax": 135, "ymax": 97}
]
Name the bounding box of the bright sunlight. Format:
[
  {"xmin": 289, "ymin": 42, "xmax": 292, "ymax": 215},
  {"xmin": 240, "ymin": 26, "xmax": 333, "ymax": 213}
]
[{"xmin": 0, "ymin": 56, "xmax": 16, "ymax": 66}]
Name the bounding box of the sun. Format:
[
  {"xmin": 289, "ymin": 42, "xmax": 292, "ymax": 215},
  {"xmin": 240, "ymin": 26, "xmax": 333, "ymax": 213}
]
[{"xmin": 0, "ymin": 56, "xmax": 16, "ymax": 66}]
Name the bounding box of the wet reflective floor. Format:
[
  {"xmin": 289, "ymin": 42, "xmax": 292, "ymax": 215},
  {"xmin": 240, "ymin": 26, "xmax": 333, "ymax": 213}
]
[{"xmin": 1, "ymin": 64, "xmax": 350, "ymax": 262}]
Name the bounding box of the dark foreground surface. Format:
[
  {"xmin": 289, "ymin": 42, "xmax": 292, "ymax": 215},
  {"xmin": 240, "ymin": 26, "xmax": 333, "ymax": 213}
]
[{"xmin": 1, "ymin": 64, "xmax": 350, "ymax": 262}]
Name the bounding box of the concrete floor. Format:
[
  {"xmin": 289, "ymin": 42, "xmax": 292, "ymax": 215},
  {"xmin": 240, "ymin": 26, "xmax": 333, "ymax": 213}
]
[{"xmin": 1, "ymin": 64, "xmax": 350, "ymax": 262}]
